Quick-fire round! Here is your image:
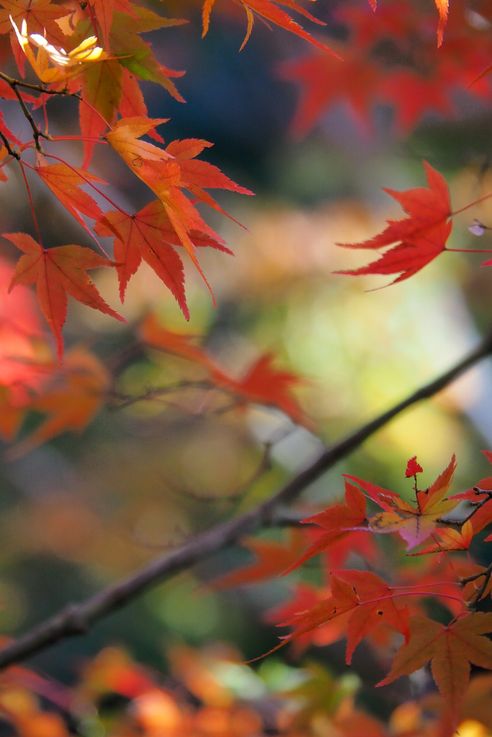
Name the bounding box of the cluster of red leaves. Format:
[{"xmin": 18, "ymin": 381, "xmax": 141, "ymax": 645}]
[
  {"xmin": 0, "ymin": 0, "xmax": 483, "ymax": 362},
  {"xmin": 212, "ymin": 452, "xmax": 492, "ymax": 729},
  {"xmin": 281, "ymin": 0, "xmax": 490, "ymax": 137}
]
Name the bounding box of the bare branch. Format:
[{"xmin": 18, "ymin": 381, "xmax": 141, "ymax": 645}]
[{"xmin": 0, "ymin": 331, "xmax": 491, "ymax": 670}]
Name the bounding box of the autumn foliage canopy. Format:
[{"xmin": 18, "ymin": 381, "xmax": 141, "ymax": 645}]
[{"xmin": 0, "ymin": 1, "xmax": 492, "ymax": 737}]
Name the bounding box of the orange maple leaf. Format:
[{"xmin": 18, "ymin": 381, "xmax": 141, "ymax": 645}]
[
  {"xmin": 337, "ymin": 161, "xmax": 492, "ymax": 284},
  {"xmin": 95, "ymin": 200, "xmax": 230, "ymax": 315},
  {"xmin": 378, "ymin": 613, "xmax": 492, "ymax": 717},
  {"xmin": 106, "ymin": 117, "xmax": 251, "ymax": 285},
  {"xmin": 4, "ymin": 233, "xmax": 123, "ymax": 358},
  {"xmin": 8, "ymin": 347, "xmax": 110, "ymax": 458},
  {"xmin": 346, "ymin": 455, "xmax": 461, "ymax": 549}
]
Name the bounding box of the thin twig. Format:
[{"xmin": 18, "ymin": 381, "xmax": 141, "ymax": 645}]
[
  {"xmin": 0, "ymin": 130, "xmax": 19, "ymax": 160},
  {"xmin": 0, "ymin": 331, "xmax": 491, "ymax": 669}
]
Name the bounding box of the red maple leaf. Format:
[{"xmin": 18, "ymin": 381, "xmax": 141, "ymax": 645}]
[
  {"xmin": 4, "ymin": 233, "xmax": 123, "ymax": 358},
  {"xmin": 279, "ymin": 47, "xmax": 381, "ymax": 137},
  {"xmin": 336, "ymin": 161, "xmax": 454, "ymax": 284},
  {"xmin": 284, "ymin": 481, "xmax": 369, "ymax": 572},
  {"xmin": 277, "ymin": 569, "xmax": 410, "ymax": 664}
]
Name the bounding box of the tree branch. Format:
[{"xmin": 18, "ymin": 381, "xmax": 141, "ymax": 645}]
[{"xmin": 1, "ymin": 332, "xmax": 492, "ymax": 670}]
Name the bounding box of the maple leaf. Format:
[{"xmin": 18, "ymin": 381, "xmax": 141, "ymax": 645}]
[
  {"xmin": 346, "ymin": 455, "xmax": 461, "ymax": 549},
  {"xmin": 278, "ymin": 569, "xmax": 409, "ymax": 664},
  {"xmin": 284, "ymin": 481, "xmax": 368, "ymax": 572},
  {"xmin": 211, "ymin": 354, "xmax": 308, "ymax": 425},
  {"xmin": 337, "ymin": 161, "xmax": 454, "ymax": 285},
  {"xmin": 279, "ymin": 47, "xmax": 381, "ymax": 137},
  {"xmin": 381, "ymin": 70, "xmax": 453, "ymax": 133},
  {"xmin": 378, "ymin": 613, "xmax": 492, "ymax": 716},
  {"xmin": 202, "ymin": 0, "xmax": 336, "ymax": 54},
  {"xmin": 106, "ymin": 117, "xmax": 252, "ymax": 283},
  {"xmin": 95, "ymin": 199, "xmax": 230, "ymax": 314},
  {"xmin": 4, "ymin": 233, "xmax": 123, "ymax": 358},
  {"xmin": 211, "ymin": 531, "xmax": 306, "ymax": 589},
  {"xmin": 35, "ymin": 162, "xmax": 104, "ymax": 235},
  {"xmin": 8, "ymin": 347, "xmax": 110, "ymax": 458}
]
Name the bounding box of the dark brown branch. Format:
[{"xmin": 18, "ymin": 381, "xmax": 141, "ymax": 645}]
[{"xmin": 0, "ymin": 331, "xmax": 492, "ymax": 670}]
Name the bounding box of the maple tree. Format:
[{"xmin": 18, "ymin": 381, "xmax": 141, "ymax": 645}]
[{"xmin": 0, "ymin": 1, "xmax": 491, "ymax": 737}]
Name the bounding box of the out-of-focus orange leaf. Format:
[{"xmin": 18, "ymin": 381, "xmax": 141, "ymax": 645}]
[
  {"xmin": 9, "ymin": 347, "xmax": 110, "ymax": 457},
  {"xmin": 378, "ymin": 613, "xmax": 492, "ymax": 717},
  {"xmin": 211, "ymin": 530, "xmax": 306, "ymax": 589},
  {"xmin": 140, "ymin": 314, "xmax": 308, "ymax": 425}
]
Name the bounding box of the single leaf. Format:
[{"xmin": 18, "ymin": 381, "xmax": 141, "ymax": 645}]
[
  {"xmin": 284, "ymin": 481, "xmax": 368, "ymax": 572},
  {"xmin": 211, "ymin": 530, "xmax": 306, "ymax": 589},
  {"xmin": 140, "ymin": 315, "xmax": 307, "ymax": 424},
  {"xmin": 95, "ymin": 199, "xmax": 230, "ymax": 312},
  {"xmin": 349, "ymin": 455, "xmax": 460, "ymax": 549},
  {"xmin": 5, "ymin": 233, "xmax": 123, "ymax": 358},
  {"xmin": 279, "ymin": 47, "xmax": 381, "ymax": 137},
  {"xmin": 211, "ymin": 353, "xmax": 308, "ymax": 425},
  {"xmin": 378, "ymin": 613, "xmax": 492, "ymax": 716},
  {"xmin": 278, "ymin": 569, "xmax": 409, "ymax": 664},
  {"xmin": 9, "ymin": 347, "xmax": 110, "ymax": 457},
  {"xmin": 336, "ymin": 161, "xmax": 453, "ymax": 285}
]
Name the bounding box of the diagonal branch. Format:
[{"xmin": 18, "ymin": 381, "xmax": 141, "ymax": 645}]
[{"xmin": 1, "ymin": 331, "xmax": 492, "ymax": 670}]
